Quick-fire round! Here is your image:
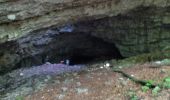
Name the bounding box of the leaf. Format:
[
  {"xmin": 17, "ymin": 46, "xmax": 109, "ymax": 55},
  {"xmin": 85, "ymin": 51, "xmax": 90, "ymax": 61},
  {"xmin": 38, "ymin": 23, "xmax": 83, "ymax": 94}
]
[
  {"xmin": 146, "ymin": 83, "xmax": 152, "ymax": 88},
  {"xmin": 131, "ymin": 96, "xmax": 138, "ymax": 100},
  {"xmin": 145, "ymin": 80, "xmax": 155, "ymax": 88},
  {"xmin": 164, "ymin": 77, "xmax": 170, "ymax": 83},
  {"xmin": 147, "ymin": 80, "xmax": 155, "ymax": 84},
  {"xmin": 162, "ymin": 82, "xmax": 170, "ymax": 89},
  {"xmin": 141, "ymin": 86, "xmax": 149, "ymax": 92},
  {"xmin": 152, "ymin": 86, "xmax": 161, "ymax": 96}
]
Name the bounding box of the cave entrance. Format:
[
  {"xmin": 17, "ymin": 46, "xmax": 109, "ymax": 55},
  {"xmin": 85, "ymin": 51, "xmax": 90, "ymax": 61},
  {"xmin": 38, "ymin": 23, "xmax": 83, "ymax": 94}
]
[
  {"xmin": 43, "ymin": 32, "xmax": 123, "ymax": 65},
  {"xmin": 0, "ymin": 19, "xmax": 126, "ymax": 75},
  {"xmin": 13, "ymin": 22, "xmax": 124, "ymax": 71}
]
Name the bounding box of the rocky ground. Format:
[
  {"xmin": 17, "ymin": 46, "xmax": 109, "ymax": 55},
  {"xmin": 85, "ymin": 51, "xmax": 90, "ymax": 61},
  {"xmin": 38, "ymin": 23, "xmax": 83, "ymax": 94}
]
[
  {"xmin": 24, "ymin": 63, "xmax": 170, "ymax": 100},
  {"xmin": 0, "ymin": 60, "xmax": 170, "ymax": 100}
]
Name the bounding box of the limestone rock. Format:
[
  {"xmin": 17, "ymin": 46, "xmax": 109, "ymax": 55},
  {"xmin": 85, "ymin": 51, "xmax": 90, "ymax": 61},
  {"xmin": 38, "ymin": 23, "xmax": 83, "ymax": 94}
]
[
  {"xmin": 0, "ymin": 0, "xmax": 170, "ymax": 74},
  {"xmin": 0, "ymin": 0, "xmax": 169, "ymax": 43}
]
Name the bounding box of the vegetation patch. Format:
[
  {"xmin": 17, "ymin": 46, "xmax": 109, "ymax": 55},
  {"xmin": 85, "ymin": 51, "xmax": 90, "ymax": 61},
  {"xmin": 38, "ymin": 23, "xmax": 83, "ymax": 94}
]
[{"xmin": 111, "ymin": 50, "xmax": 170, "ymax": 68}]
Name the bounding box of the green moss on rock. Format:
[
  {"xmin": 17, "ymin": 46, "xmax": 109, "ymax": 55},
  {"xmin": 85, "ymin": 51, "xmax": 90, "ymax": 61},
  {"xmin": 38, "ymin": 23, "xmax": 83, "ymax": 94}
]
[{"xmin": 111, "ymin": 50, "xmax": 170, "ymax": 68}]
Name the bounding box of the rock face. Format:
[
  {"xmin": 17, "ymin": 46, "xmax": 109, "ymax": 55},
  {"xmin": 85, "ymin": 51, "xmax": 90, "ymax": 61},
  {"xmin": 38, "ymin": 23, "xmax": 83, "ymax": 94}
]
[
  {"xmin": 0, "ymin": 0, "xmax": 169, "ymax": 43},
  {"xmin": 73, "ymin": 6, "xmax": 170, "ymax": 57},
  {"xmin": 0, "ymin": 0, "xmax": 170, "ymax": 74}
]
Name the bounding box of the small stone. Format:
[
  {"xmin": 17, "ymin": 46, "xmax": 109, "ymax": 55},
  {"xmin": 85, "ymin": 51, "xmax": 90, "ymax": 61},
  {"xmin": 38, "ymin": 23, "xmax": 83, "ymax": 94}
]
[
  {"xmin": 76, "ymin": 88, "xmax": 88, "ymax": 94},
  {"xmin": 105, "ymin": 63, "xmax": 110, "ymax": 67},
  {"xmin": 155, "ymin": 61, "xmax": 161, "ymax": 64},
  {"xmin": 131, "ymin": 74, "xmax": 134, "ymax": 77},
  {"xmin": 100, "ymin": 66, "xmax": 104, "ymax": 69},
  {"xmin": 119, "ymin": 77, "xmax": 124, "ymax": 80},
  {"xmin": 45, "ymin": 62, "xmax": 51, "ymax": 64},
  {"xmin": 41, "ymin": 96, "xmax": 45, "ymax": 99},
  {"xmin": 44, "ymin": 79, "xmax": 48, "ymax": 82},
  {"xmin": 118, "ymin": 66, "xmax": 122, "ymax": 69},
  {"xmin": 19, "ymin": 73, "xmax": 24, "ymax": 76},
  {"xmin": 61, "ymin": 87, "xmax": 68, "ymax": 92},
  {"xmin": 160, "ymin": 69, "xmax": 166, "ymax": 74},
  {"xmin": 58, "ymin": 94, "xmax": 65, "ymax": 99},
  {"xmin": 119, "ymin": 79, "xmax": 127, "ymax": 86},
  {"xmin": 46, "ymin": 75, "xmax": 51, "ymax": 80},
  {"xmin": 7, "ymin": 14, "xmax": 16, "ymax": 20}
]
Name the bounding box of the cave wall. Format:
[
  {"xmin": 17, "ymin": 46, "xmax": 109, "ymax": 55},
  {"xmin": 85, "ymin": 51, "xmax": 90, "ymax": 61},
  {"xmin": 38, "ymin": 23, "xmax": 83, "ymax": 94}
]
[
  {"xmin": 0, "ymin": 0, "xmax": 170, "ymax": 74},
  {"xmin": 0, "ymin": 0, "xmax": 169, "ymax": 43},
  {"xmin": 73, "ymin": 6, "xmax": 170, "ymax": 57}
]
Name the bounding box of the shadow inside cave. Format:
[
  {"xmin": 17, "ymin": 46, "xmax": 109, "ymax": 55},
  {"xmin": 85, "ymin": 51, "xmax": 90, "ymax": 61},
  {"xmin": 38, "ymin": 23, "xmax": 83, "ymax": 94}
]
[{"xmin": 16, "ymin": 32, "xmax": 123, "ymax": 68}]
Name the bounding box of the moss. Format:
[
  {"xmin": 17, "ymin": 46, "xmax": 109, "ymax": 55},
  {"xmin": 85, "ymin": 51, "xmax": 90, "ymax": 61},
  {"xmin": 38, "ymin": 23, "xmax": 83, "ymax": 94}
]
[
  {"xmin": 111, "ymin": 50, "xmax": 170, "ymax": 68},
  {"xmin": 15, "ymin": 96, "xmax": 24, "ymax": 100},
  {"xmin": 163, "ymin": 16, "xmax": 170, "ymax": 24},
  {"xmin": 0, "ymin": 25, "xmax": 23, "ymax": 43}
]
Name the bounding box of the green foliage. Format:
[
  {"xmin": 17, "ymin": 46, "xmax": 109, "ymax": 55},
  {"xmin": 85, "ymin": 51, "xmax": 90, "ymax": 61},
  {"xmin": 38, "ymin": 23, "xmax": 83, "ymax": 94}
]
[
  {"xmin": 127, "ymin": 91, "xmax": 138, "ymax": 100},
  {"xmin": 152, "ymin": 86, "xmax": 161, "ymax": 96},
  {"xmin": 164, "ymin": 77, "xmax": 170, "ymax": 83},
  {"xmin": 141, "ymin": 77, "xmax": 170, "ymax": 96},
  {"xmin": 141, "ymin": 80, "xmax": 155, "ymax": 93},
  {"xmin": 162, "ymin": 77, "xmax": 170, "ymax": 89},
  {"xmin": 146, "ymin": 80, "xmax": 155, "ymax": 88},
  {"xmin": 161, "ymin": 59, "xmax": 170, "ymax": 65},
  {"xmin": 15, "ymin": 96, "xmax": 24, "ymax": 100},
  {"xmin": 131, "ymin": 96, "xmax": 138, "ymax": 100},
  {"xmin": 141, "ymin": 86, "xmax": 149, "ymax": 92},
  {"xmin": 112, "ymin": 50, "xmax": 170, "ymax": 69},
  {"xmin": 126, "ymin": 51, "xmax": 167, "ymax": 64}
]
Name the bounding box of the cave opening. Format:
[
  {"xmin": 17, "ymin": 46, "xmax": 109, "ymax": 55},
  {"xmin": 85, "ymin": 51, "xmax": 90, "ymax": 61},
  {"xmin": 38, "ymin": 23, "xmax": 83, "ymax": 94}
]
[
  {"xmin": 15, "ymin": 5, "xmax": 170, "ymax": 68},
  {"xmin": 1, "ymin": 5, "xmax": 170, "ymax": 75},
  {"xmin": 41, "ymin": 32, "xmax": 124, "ymax": 65},
  {"xmin": 15, "ymin": 31, "xmax": 123, "ymax": 69}
]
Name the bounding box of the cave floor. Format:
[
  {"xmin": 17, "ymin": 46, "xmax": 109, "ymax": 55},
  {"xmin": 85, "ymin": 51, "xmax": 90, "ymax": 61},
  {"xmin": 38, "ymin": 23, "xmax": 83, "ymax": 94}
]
[{"xmin": 24, "ymin": 63, "xmax": 170, "ymax": 100}]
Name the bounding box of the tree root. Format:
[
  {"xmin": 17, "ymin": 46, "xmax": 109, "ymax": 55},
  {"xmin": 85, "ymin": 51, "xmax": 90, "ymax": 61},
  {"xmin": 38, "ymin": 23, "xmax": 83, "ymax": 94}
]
[{"xmin": 113, "ymin": 69, "xmax": 156, "ymax": 88}]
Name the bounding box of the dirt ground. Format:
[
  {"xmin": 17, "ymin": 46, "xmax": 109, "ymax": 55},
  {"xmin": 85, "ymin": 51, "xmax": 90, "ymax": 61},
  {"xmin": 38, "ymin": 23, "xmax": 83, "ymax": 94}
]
[{"xmin": 25, "ymin": 63, "xmax": 170, "ymax": 100}]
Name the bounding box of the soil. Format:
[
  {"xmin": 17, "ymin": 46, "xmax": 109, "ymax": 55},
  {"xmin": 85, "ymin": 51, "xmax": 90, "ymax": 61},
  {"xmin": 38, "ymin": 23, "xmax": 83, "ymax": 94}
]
[{"xmin": 24, "ymin": 63, "xmax": 170, "ymax": 100}]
